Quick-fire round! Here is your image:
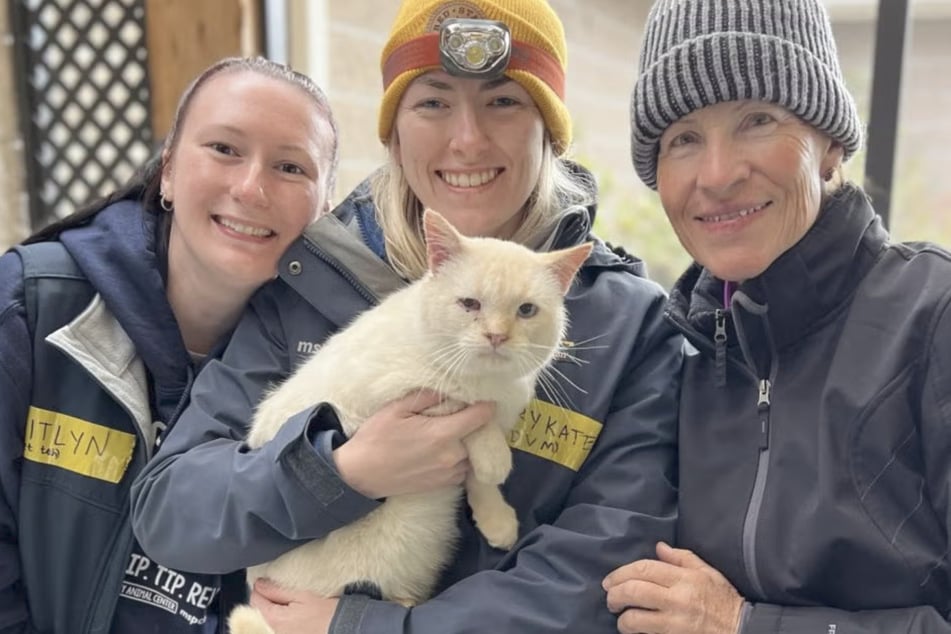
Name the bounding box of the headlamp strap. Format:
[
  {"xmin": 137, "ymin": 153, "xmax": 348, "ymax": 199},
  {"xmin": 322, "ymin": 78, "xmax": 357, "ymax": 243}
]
[{"xmin": 382, "ymin": 32, "xmax": 565, "ymax": 99}]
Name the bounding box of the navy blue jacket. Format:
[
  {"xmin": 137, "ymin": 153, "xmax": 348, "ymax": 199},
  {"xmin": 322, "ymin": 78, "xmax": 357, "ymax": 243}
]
[
  {"xmin": 131, "ymin": 177, "xmax": 684, "ymax": 633},
  {"xmin": 0, "ymin": 202, "xmax": 239, "ymax": 633}
]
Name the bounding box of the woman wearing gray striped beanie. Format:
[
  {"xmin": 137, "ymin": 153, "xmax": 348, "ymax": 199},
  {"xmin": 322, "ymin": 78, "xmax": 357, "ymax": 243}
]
[{"xmin": 604, "ymin": 1, "xmax": 951, "ymax": 633}]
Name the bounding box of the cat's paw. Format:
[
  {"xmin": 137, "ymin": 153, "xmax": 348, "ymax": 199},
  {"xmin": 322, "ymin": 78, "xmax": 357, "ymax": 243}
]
[
  {"xmin": 474, "ymin": 502, "xmax": 519, "ymax": 550},
  {"xmin": 228, "ymin": 605, "xmax": 275, "ymax": 634},
  {"xmin": 469, "ymin": 446, "xmax": 512, "ymax": 485}
]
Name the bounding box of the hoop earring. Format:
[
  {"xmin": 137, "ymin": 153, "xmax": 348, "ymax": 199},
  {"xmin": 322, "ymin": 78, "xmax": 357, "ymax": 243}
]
[{"xmin": 159, "ymin": 195, "xmax": 173, "ymax": 212}]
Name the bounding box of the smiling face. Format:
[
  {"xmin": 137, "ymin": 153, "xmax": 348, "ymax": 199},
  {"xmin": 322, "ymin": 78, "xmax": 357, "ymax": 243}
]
[
  {"xmin": 161, "ymin": 70, "xmax": 334, "ymax": 295},
  {"xmin": 391, "ymin": 70, "xmax": 545, "ymax": 239},
  {"xmin": 656, "ymin": 100, "xmax": 843, "ymax": 282}
]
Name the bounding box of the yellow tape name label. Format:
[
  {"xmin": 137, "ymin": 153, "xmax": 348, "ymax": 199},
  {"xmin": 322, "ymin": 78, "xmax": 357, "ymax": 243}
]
[
  {"xmin": 24, "ymin": 406, "xmax": 136, "ymax": 484},
  {"xmin": 508, "ymin": 399, "xmax": 603, "ymax": 471}
]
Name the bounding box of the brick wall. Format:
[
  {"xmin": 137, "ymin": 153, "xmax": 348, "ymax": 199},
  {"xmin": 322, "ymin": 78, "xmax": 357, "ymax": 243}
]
[{"xmin": 324, "ymin": 2, "xmax": 400, "ymax": 202}]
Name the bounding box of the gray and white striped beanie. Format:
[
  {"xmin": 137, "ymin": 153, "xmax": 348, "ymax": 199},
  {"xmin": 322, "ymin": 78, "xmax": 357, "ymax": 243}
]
[{"xmin": 630, "ymin": 0, "xmax": 864, "ymax": 189}]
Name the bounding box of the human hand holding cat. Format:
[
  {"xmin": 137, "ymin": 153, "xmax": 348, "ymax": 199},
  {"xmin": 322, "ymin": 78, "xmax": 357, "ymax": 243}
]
[
  {"xmin": 333, "ymin": 390, "xmax": 495, "ymax": 499},
  {"xmin": 603, "ymin": 542, "xmax": 745, "ymax": 634},
  {"xmin": 249, "ymin": 577, "xmax": 336, "ymax": 634}
]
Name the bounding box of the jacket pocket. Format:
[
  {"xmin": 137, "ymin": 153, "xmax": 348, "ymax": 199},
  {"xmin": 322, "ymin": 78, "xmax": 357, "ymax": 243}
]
[{"xmin": 850, "ymin": 367, "xmax": 946, "ymax": 594}]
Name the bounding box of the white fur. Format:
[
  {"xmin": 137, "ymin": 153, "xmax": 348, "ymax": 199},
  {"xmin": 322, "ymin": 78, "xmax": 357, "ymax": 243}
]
[{"xmin": 229, "ymin": 212, "xmax": 590, "ymax": 634}]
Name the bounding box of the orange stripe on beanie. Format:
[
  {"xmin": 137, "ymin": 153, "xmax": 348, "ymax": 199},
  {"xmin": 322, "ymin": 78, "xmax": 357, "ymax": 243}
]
[{"xmin": 379, "ymin": 0, "xmax": 572, "ymax": 155}]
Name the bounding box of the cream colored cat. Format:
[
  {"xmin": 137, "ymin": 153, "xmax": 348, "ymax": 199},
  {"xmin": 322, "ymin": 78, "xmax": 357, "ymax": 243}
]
[{"xmin": 228, "ymin": 210, "xmax": 591, "ymax": 634}]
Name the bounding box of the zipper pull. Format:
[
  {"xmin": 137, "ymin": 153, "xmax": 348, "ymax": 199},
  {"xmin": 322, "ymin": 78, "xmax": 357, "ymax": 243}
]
[
  {"xmin": 714, "ymin": 309, "xmax": 727, "ymax": 386},
  {"xmin": 757, "ymin": 379, "xmax": 771, "ymax": 449}
]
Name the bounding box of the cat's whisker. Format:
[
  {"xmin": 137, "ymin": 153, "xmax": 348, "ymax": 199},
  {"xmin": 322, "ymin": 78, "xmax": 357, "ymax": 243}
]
[
  {"xmin": 564, "ymin": 333, "xmax": 611, "ymax": 347},
  {"xmin": 535, "ymin": 369, "xmax": 578, "ymax": 412},
  {"xmin": 559, "ymin": 343, "xmax": 610, "ymax": 352},
  {"xmin": 433, "ymin": 346, "xmax": 473, "ymax": 396},
  {"xmin": 425, "ymin": 347, "xmax": 469, "ymax": 396},
  {"xmin": 507, "ymin": 348, "xmax": 578, "ymax": 412},
  {"xmin": 426, "ymin": 345, "xmax": 463, "ymax": 373},
  {"xmin": 555, "ymin": 349, "xmax": 590, "ymax": 367},
  {"xmin": 540, "ymin": 363, "xmax": 588, "ymax": 400},
  {"xmin": 556, "ymin": 335, "xmax": 611, "ymax": 360},
  {"xmin": 535, "ymin": 381, "xmax": 572, "ymax": 414}
]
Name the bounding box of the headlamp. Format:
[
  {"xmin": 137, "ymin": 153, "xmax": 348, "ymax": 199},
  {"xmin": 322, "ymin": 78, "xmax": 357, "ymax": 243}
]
[{"xmin": 439, "ymin": 18, "xmax": 512, "ymax": 80}]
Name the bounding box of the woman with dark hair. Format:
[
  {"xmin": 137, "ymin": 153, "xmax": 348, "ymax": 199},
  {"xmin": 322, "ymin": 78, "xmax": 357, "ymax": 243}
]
[{"xmin": 0, "ymin": 56, "xmax": 339, "ymax": 634}]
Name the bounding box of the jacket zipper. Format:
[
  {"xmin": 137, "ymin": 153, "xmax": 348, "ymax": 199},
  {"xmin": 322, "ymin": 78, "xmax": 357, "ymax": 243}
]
[
  {"xmin": 666, "ymin": 308, "xmax": 773, "ymax": 599},
  {"xmin": 741, "ymin": 378, "xmax": 771, "ymax": 599},
  {"xmin": 714, "ymin": 309, "xmax": 727, "ymax": 387}
]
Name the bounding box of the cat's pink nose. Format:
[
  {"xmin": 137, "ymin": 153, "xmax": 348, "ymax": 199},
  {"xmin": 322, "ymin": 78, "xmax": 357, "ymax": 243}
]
[{"xmin": 486, "ymin": 333, "xmax": 509, "ymax": 348}]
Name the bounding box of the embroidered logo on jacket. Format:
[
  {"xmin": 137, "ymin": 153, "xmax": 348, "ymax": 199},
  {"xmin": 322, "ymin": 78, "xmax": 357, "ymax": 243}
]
[
  {"xmin": 508, "ymin": 399, "xmax": 602, "ymax": 471},
  {"xmin": 24, "ymin": 406, "xmax": 136, "ymax": 483}
]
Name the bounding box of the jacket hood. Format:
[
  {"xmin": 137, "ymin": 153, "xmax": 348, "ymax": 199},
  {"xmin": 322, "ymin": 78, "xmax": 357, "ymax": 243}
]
[
  {"xmin": 58, "ymin": 201, "xmax": 191, "ymax": 409},
  {"xmin": 668, "ymin": 184, "xmax": 888, "ymax": 350}
]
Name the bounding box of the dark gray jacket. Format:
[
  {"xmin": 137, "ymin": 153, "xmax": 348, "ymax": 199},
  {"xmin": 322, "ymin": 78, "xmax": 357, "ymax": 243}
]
[
  {"xmin": 669, "ymin": 184, "xmax": 951, "ymax": 632},
  {"xmin": 131, "ymin": 178, "xmax": 684, "ymax": 633}
]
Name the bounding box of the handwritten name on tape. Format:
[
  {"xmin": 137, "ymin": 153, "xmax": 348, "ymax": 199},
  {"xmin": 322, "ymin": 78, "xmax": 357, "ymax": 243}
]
[
  {"xmin": 24, "ymin": 406, "xmax": 136, "ymax": 483},
  {"xmin": 508, "ymin": 399, "xmax": 602, "ymax": 471}
]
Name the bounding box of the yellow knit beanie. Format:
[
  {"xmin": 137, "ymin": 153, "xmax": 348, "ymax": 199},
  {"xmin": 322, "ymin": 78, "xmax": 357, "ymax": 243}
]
[{"xmin": 379, "ymin": 0, "xmax": 571, "ymax": 155}]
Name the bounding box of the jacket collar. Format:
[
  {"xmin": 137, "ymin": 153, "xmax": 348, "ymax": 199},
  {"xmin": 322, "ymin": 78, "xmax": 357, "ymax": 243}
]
[
  {"xmin": 58, "ymin": 201, "xmax": 193, "ymax": 415},
  {"xmin": 46, "ymin": 292, "xmax": 155, "ymax": 451},
  {"xmin": 670, "ymin": 184, "xmax": 889, "ymax": 351}
]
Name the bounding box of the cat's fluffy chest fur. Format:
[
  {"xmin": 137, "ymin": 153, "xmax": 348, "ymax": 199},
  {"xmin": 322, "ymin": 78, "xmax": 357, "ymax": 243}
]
[{"xmin": 228, "ymin": 211, "xmax": 591, "ymax": 634}]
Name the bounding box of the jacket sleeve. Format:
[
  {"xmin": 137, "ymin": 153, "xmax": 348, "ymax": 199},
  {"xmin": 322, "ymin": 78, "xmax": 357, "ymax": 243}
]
[
  {"xmin": 0, "ymin": 253, "xmax": 37, "ymax": 633},
  {"xmin": 130, "ymin": 287, "xmax": 379, "ymax": 574},
  {"xmin": 740, "ymin": 292, "xmax": 951, "ymax": 633},
  {"xmin": 739, "ymin": 603, "xmax": 951, "ymax": 633},
  {"xmin": 331, "ymin": 292, "xmax": 683, "ymax": 634}
]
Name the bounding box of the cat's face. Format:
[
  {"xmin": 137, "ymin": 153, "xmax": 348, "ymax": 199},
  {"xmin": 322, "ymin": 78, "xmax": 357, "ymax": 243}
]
[
  {"xmin": 420, "ymin": 244, "xmax": 569, "ymax": 381},
  {"xmin": 416, "ymin": 210, "xmax": 591, "ymax": 384}
]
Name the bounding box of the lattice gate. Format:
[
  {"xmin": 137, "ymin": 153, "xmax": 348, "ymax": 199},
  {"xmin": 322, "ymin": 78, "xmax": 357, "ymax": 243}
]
[{"xmin": 10, "ymin": 0, "xmax": 153, "ymax": 230}]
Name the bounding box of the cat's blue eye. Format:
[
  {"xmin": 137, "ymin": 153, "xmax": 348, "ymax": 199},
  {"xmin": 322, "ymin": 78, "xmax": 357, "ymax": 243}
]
[
  {"xmin": 458, "ymin": 298, "xmax": 481, "ymax": 312},
  {"xmin": 517, "ymin": 303, "xmax": 537, "ymax": 318}
]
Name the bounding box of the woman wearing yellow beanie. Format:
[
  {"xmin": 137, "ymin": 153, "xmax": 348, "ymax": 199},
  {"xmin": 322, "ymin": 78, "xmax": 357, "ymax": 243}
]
[{"xmin": 131, "ymin": 1, "xmax": 683, "ymax": 633}]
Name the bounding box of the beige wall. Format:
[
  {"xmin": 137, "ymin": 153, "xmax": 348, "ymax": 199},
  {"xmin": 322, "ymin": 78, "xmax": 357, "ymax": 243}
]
[
  {"xmin": 0, "ymin": 0, "xmax": 29, "ymax": 250},
  {"xmin": 323, "ymin": 1, "xmax": 400, "ymax": 201}
]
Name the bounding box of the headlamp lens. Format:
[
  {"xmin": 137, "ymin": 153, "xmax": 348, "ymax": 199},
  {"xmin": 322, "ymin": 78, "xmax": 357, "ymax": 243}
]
[{"xmin": 439, "ymin": 18, "xmax": 512, "ymax": 79}]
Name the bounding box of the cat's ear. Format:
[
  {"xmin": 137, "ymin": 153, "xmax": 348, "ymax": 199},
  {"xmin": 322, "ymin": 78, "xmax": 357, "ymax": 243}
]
[
  {"xmin": 423, "ymin": 209, "xmax": 463, "ymax": 272},
  {"xmin": 546, "ymin": 242, "xmax": 593, "ymax": 295}
]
